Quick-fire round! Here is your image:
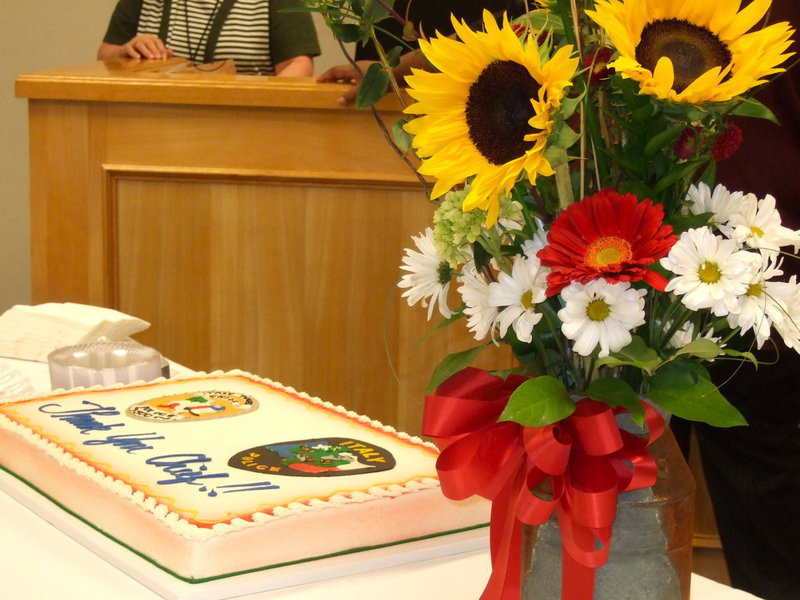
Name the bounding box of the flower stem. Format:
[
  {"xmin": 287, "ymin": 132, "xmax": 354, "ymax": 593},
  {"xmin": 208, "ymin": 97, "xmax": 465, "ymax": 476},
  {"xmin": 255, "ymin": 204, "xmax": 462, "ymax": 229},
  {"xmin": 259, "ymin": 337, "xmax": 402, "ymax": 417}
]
[
  {"xmin": 334, "ymin": 39, "xmax": 430, "ymax": 196},
  {"xmin": 369, "ymin": 31, "xmax": 408, "ymax": 110},
  {"xmin": 554, "ymin": 151, "xmax": 575, "ymax": 209}
]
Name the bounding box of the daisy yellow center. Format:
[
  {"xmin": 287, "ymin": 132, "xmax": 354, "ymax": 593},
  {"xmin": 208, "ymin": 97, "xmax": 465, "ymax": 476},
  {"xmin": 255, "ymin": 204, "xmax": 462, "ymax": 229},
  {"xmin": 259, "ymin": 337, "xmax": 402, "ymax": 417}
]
[
  {"xmin": 465, "ymin": 60, "xmax": 541, "ymax": 165},
  {"xmin": 586, "ymin": 298, "xmax": 610, "ymax": 322},
  {"xmin": 585, "ymin": 236, "xmax": 633, "ymax": 269},
  {"xmin": 521, "ymin": 289, "xmax": 534, "ymax": 310},
  {"xmin": 747, "ymin": 283, "xmax": 763, "ymax": 298},
  {"xmin": 698, "ymin": 261, "xmax": 722, "ymax": 284},
  {"xmin": 635, "ymin": 19, "xmax": 732, "ymax": 93},
  {"xmin": 750, "ymin": 226, "xmax": 765, "ymax": 238}
]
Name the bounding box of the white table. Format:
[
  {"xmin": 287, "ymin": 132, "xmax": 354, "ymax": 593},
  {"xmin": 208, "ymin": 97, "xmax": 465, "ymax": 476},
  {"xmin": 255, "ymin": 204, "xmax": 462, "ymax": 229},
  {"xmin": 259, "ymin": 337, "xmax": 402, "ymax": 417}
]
[{"xmin": 0, "ymin": 358, "xmax": 760, "ymax": 600}]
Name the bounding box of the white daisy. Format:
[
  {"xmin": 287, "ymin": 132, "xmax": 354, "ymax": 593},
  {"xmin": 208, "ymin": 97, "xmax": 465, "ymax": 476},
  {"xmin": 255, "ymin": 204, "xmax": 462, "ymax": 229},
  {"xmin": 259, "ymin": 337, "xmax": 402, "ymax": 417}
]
[
  {"xmin": 558, "ymin": 279, "xmax": 646, "ymax": 358},
  {"xmin": 726, "ymin": 254, "xmax": 789, "ymax": 348},
  {"xmin": 398, "ymin": 228, "xmax": 454, "ymax": 320},
  {"xmin": 726, "ymin": 193, "xmax": 800, "ymax": 254},
  {"xmin": 458, "ymin": 262, "xmax": 500, "ymax": 341},
  {"xmin": 685, "ymin": 183, "xmax": 747, "ymax": 234},
  {"xmin": 772, "ymin": 282, "xmax": 800, "ymax": 351},
  {"xmin": 488, "ymin": 253, "xmax": 549, "ymax": 343},
  {"xmin": 667, "ymin": 320, "xmax": 721, "ymax": 350},
  {"xmin": 661, "ymin": 227, "xmax": 761, "ymax": 316}
]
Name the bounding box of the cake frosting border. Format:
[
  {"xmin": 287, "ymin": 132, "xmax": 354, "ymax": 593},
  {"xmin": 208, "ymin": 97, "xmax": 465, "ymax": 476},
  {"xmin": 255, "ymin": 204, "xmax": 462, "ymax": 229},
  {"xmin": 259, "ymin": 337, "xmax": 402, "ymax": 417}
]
[{"xmin": 0, "ymin": 369, "xmax": 443, "ymax": 542}]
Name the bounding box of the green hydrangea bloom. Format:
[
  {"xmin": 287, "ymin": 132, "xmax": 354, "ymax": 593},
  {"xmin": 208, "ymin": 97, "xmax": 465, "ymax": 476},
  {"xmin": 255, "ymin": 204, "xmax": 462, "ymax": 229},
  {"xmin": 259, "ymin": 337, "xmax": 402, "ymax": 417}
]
[{"xmin": 433, "ymin": 188, "xmax": 522, "ymax": 267}]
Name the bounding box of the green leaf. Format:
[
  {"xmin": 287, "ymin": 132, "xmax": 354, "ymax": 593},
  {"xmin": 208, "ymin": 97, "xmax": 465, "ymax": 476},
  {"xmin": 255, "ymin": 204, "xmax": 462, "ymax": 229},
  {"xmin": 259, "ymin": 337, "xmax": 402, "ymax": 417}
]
[
  {"xmin": 647, "ymin": 361, "xmax": 747, "ymax": 427},
  {"xmin": 632, "ymin": 103, "xmax": 655, "ymax": 124},
  {"xmin": 661, "ymin": 101, "xmax": 709, "ymax": 123},
  {"xmin": 362, "ymin": 0, "xmax": 390, "ymax": 25},
  {"xmin": 355, "ymin": 63, "xmax": 389, "ymax": 109},
  {"xmin": 386, "ymin": 45, "xmax": 404, "ymax": 68},
  {"xmin": 596, "ymin": 336, "xmax": 662, "ymax": 374},
  {"xmin": 498, "ymin": 376, "xmax": 576, "ymax": 427},
  {"xmin": 559, "ymin": 95, "xmax": 582, "ymax": 121},
  {"xmin": 585, "ymin": 377, "xmax": 645, "ymax": 426},
  {"xmin": 392, "ymin": 118, "xmax": 414, "ymax": 153},
  {"xmin": 517, "ymin": 9, "xmax": 564, "ymax": 34},
  {"xmin": 673, "ymin": 338, "xmax": 725, "ymax": 360},
  {"xmin": 426, "ymin": 345, "xmax": 489, "ymax": 394},
  {"xmin": 729, "ymin": 97, "xmax": 779, "ymax": 124},
  {"xmin": 644, "ymin": 125, "xmax": 685, "ymax": 157},
  {"xmin": 553, "ymin": 0, "xmax": 577, "ymax": 47},
  {"xmin": 351, "ymin": 0, "xmax": 364, "ymax": 16},
  {"xmin": 698, "ymin": 159, "xmax": 716, "ymax": 187},
  {"xmin": 722, "ymin": 348, "xmax": 759, "ymax": 367},
  {"xmin": 489, "ymin": 368, "xmax": 525, "ymax": 380},
  {"xmin": 329, "ymin": 23, "xmax": 362, "ymax": 43},
  {"xmin": 609, "ymin": 147, "xmax": 646, "ymax": 178},
  {"xmin": 553, "ymin": 122, "xmax": 580, "ymax": 149},
  {"xmin": 544, "ymin": 144, "xmax": 569, "ymax": 168},
  {"xmin": 401, "ymin": 21, "xmax": 418, "ymax": 42},
  {"xmin": 618, "ymin": 179, "xmax": 656, "ymax": 202},
  {"xmin": 666, "ymin": 211, "xmax": 713, "ymax": 234},
  {"xmin": 653, "ymin": 160, "xmax": 702, "ymax": 194}
]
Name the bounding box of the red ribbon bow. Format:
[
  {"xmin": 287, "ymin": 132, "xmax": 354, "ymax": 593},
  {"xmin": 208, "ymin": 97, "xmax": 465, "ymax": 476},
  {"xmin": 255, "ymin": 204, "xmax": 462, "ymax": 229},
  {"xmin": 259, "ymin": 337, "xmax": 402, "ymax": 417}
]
[{"xmin": 422, "ymin": 368, "xmax": 665, "ymax": 600}]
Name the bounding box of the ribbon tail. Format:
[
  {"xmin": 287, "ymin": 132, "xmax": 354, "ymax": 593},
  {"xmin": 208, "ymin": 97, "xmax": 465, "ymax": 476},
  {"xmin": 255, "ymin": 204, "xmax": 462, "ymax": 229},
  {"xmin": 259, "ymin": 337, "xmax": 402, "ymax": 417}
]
[
  {"xmin": 481, "ymin": 465, "xmax": 527, "ymax": 600},
  {"xmin": 561, "ymin": 549, "xmax": 596, "ymax": 600},
  {"xmin": 557, "ymin": 509, "xmax": 597, "ymax": 600}
]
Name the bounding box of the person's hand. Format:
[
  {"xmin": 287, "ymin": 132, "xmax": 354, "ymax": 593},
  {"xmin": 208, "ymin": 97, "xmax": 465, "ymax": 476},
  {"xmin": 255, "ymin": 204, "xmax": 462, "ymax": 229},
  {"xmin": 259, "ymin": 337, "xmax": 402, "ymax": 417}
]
[
  {"xmin": 316, "ymin": 61, "xmax": 377, "ymax": 106},
  {"xmin": 121, "ymin": 34, "xmax": 174, "ymax": 60}
]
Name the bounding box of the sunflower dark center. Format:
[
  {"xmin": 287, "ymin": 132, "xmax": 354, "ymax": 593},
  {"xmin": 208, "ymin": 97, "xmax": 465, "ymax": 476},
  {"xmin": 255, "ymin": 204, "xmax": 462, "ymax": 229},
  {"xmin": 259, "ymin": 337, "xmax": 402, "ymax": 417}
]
[
  {"xmin": 465, "ymin": 60, "xmax": 540, "ymax": 165},
  {"xmin": 635, "ymin": 19, "xmax": 732, "ymax": 93}
]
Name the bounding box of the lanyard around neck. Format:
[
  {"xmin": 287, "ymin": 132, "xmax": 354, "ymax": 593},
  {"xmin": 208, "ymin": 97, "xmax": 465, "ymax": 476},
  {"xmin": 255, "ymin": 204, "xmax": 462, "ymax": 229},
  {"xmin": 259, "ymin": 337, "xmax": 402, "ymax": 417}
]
[{"xmin": 159, "ymin": 0, "xmax": 238, "ymax": 64}]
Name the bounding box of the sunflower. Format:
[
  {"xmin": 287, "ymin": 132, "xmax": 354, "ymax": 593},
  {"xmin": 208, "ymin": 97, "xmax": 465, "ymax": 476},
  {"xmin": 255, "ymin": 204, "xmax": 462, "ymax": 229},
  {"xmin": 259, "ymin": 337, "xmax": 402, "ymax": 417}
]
[
  {"xmin": 403, "ymin": 10, "xmax": 579, "ymax": 226},
  {"xmin": 586, "ymin": 0, "xmax": 795, "ymax": 103},
  {"xmin": 537, "ymin": 189, "xmax": 676, "ymax": 296}
]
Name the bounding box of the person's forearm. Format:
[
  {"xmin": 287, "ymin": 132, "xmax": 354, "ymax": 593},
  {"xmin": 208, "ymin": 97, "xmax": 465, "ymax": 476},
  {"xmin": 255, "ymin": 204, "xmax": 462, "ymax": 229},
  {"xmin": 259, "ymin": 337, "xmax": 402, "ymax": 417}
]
[
  {"xmin": 97, "ymin": 42, "xmax": 125, "ymax": 60},
  {"xmin": 275, "ymin": 55, "xmax": 313, "ymax": 77}
]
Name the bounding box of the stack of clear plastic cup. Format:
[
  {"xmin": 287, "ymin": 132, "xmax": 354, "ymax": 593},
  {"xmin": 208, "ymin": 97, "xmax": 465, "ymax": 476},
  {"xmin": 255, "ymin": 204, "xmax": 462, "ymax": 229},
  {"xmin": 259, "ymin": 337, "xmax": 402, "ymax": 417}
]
[{"xmin": 47, "ymin": 341, "xmax": 162, "ymax": 390}]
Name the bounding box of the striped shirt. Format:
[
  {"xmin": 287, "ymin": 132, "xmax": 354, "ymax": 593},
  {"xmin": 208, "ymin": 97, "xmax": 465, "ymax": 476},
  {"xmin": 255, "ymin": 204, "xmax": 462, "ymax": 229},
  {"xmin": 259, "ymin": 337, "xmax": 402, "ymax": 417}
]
[{"xmin": 137, "ymin": 0, "xmax": 274, "ymax": 75}]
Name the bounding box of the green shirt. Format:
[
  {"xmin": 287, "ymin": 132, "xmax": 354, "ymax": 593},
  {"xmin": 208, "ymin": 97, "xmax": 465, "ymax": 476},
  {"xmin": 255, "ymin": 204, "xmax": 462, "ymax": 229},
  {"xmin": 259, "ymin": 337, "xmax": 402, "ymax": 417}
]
[{"xmin": 103, "ymin": 0, "xmax": 320, "ymax": 75}]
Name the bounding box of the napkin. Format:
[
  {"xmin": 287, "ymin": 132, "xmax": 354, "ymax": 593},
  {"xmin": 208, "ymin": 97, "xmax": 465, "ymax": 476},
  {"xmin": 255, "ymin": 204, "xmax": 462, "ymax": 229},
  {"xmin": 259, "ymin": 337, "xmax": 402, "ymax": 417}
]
[{"xmin": 0, "ymin": 303, "xmax": 150, "ymax": 362}]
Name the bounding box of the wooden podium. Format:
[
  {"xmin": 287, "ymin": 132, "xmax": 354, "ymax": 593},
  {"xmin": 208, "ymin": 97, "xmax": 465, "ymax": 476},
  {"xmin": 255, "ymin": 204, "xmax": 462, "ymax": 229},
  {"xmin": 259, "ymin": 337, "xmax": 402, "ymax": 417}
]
[{"xmin": 16, "ymin": 59, "xmax": 509, "ymax": 433}]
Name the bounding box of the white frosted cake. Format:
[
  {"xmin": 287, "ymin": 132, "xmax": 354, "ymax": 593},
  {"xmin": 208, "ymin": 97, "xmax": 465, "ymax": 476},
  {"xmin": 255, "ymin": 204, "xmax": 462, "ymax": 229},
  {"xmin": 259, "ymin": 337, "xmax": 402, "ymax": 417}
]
[{"xmin": 0, "ymin": 371, "xmax": 488, "ymax": 581}]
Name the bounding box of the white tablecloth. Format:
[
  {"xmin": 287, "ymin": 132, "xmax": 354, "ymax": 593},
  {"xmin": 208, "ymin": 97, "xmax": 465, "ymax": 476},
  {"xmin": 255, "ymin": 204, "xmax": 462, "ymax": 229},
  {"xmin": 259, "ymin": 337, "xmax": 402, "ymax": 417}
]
[{"xmin": 0, "ymin": 358, "xmax": 760, "ymax": 600}]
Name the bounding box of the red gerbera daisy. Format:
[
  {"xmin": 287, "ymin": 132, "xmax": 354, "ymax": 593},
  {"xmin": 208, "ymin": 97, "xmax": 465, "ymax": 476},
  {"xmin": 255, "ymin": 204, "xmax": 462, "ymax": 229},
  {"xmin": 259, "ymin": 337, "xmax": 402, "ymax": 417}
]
[{"xmin": 537, "ymin": 189, "xmax": 677, "ymax": 296}]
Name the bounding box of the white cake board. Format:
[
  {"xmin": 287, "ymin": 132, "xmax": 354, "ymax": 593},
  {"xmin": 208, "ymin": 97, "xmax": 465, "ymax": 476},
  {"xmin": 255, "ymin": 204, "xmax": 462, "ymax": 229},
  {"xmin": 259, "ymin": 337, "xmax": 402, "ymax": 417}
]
[{"xmin": 0, "ymin": 467, "xmax": 489, "ymax": 600}]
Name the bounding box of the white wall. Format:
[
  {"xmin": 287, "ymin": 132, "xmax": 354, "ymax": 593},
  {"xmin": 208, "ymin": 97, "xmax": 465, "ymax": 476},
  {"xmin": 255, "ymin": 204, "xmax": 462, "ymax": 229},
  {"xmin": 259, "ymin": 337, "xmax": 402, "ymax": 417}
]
[{"xmin": 0, "ymin": 3, "xmax": 348, "ymax": 313}]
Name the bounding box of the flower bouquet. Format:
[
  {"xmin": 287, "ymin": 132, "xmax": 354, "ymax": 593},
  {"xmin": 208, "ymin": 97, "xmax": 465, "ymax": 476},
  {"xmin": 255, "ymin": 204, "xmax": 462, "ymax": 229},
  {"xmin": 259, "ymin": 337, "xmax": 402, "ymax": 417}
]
[{"xmin": 306, "ymin": 1, "xmax": 797, "ymax": 598}]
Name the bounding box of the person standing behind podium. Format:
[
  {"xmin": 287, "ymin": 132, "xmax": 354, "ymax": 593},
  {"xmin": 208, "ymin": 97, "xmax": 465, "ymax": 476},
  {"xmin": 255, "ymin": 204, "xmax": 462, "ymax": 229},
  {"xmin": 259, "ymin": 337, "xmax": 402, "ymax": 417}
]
[{"xmin": 98, "ymin": 0, "xmax": 320, "ymax": 77}]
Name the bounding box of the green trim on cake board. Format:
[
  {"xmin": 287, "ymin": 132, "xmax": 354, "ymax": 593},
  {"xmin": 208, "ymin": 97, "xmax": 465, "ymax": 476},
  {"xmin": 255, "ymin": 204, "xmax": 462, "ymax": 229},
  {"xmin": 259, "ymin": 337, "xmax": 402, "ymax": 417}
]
[{"xmin": 0, "ymin": 463, "xmax": 489, "ymax": 584}]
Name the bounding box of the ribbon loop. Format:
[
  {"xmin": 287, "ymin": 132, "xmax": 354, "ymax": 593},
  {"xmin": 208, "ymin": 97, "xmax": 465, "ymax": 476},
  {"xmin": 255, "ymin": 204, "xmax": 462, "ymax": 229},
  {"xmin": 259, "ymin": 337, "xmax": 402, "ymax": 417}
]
[{"xmin": 569, "ymin": 399, "xmax": 624, "ymax": 456}]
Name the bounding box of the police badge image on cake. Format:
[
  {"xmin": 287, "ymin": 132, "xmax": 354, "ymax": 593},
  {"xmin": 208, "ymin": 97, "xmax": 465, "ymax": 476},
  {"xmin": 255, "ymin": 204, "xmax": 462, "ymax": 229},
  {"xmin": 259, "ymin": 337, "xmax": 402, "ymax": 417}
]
[
  {"xmin": 127, "ymin": 390, "xmax": 258, "ymax": 422},
  {"xmin": 229, "ymin": 437, "xmax": 397, "ymax": 477}
]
